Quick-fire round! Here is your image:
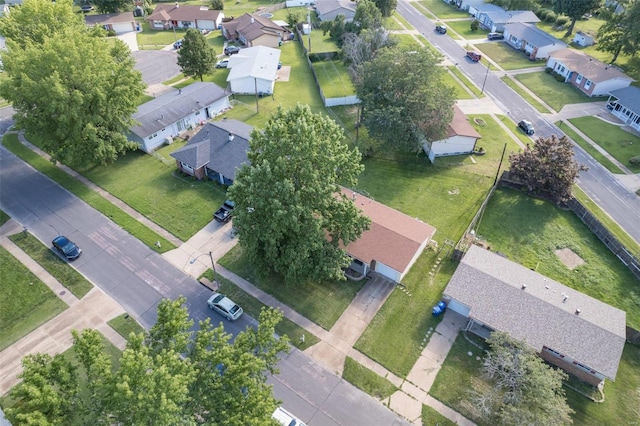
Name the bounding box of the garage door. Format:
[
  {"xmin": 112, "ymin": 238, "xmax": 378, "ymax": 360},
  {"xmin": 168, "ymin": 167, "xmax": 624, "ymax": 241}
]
[{"xmin": 446, "ymin": 298, "xmax": 470, "ymax": 317}]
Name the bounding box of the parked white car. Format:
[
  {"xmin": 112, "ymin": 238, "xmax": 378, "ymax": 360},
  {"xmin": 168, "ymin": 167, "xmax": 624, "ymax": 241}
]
[
  {"xmin": 272, "ymin": 406, "xmax": 306, "ymax": 426},
  {"xmin": 207, "ymin": 292, "xmax": 243, "ymax": 321}
]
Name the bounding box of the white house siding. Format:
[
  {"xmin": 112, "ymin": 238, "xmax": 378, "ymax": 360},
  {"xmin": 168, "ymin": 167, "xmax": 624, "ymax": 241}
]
[
  {"xmin": 374, "ymin": 261, "xmax": 402, "ymax": 282},
  {"xmin": 426, "ymin": 135, "xmax": 477, "ymax": 162},
  {"xmin": 247, "ymin": 33, "xmax": 281, "ymax": 48},
  {"xmin": 446, "ymin": 298, "xmax": 471, "ymax": 317},
  {"xmin": 590, "ymin": 78, "xmax": 632, "ymax": 96},
  {"xmin": 547, "ymin": 58, "xmax": 570, "ymax": 78},
  {"xmin": 111, "ymin": 22, "xmax": 137, "ymax": 34},
  {"xmin": 611, "ymin": 105, "xmax": 640, "ymax": 131},
  {"xmin": 535, "ymin": 44, "xmax": 564, "ymax": 60},
  {"xmin": 230, "ymin": 77, "xmax": 275, "ymax": 95}
]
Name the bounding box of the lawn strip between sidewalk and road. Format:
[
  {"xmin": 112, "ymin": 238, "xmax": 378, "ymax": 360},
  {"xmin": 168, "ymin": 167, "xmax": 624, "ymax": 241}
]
[{"xmin": 557, "ymin": 120, "xmax": 625, "ymax": 174}]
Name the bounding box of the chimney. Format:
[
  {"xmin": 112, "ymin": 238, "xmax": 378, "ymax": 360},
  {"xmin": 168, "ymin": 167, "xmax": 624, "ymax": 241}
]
[
  {"xmin": 575, "ymin": 309, "xmax": 581, "ymax": 315},
  {"xmin": 521, "ymin": 284, "xmax": 527, "ymax": 290},
  {"xmin": 251, "ymin": 16, "xmax": 255, "ymax": 24},
  {"xmin": 175, "ymin": 2, "xmax": 179, "ymax": 8},
  {"xmin": 228, "ymin": 132, "xmax": 235, "ymax": 142}
]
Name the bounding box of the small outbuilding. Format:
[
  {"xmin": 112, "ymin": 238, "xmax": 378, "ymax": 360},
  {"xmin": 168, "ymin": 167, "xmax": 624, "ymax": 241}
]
[
  {"xmin": 422, "ymin": 105, "xmax": 481, "ymax": 163},
  {"xmin": 226, "ymin": 46, "xmax": 281, "ymax": 95},
  {"xmin": 573, "ymin": 31, "xmax": 595, "ymax": 47}
]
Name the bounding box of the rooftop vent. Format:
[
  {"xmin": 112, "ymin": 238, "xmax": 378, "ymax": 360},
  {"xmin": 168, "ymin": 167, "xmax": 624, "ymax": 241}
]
[
  {"xmin": 562, "ymin": 294, "xmax": 568, "ymax": 303},
  {"xmin": 228, "ymin": 132, "xmax": 235, "ymax": 142},
  {"xmin": 521, "ymin": 284, "xmax": 527, "ymax": 290},
  {"xmin": 575, "ymin": 309, "xmax": 581, "ymax": 315}
]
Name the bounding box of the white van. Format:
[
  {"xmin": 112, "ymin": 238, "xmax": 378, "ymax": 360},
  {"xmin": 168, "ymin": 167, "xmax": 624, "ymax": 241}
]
[{"xmin": 272, "ymin": 406, "xmax": 306, "ymax": 426}]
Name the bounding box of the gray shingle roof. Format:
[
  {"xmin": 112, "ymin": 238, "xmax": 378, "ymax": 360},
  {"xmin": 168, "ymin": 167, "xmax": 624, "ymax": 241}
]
[
  {"xmin": 169, "ymin": 119, "xmax": 252, "ymax": 181},
  {"xmin": 131, "ymin": 82, "xmax": 230, "ymax": 139},
  {"xmin": 609, "ymin": 86, "xmax": 640, "ymax": 114},
  {"xmin": 481, "ymin": 9, "xmax": 540, "ymax": 24},
  {"xmin": 504, "ymin": 22, "xmax": 565, "ymax": 48},
  {"xmin": 444, "ymin": 245, "xmax": 626, "ymax": 380}
]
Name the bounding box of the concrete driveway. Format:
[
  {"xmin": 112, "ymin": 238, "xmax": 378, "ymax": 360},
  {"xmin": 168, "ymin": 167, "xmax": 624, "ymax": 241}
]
[{"xmin": 117, "ymin": 31, "xmax": 139, "ymax": 52}]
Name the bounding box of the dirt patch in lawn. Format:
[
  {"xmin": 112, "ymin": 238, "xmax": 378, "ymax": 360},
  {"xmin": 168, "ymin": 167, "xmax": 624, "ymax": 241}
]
[
  {"xmin": 555, "ymin": 248, "xmax": 585, "ymax": 270},
  {"xmin": 276, "ymin": 66, "xmax": 291, "ymax": 82}
]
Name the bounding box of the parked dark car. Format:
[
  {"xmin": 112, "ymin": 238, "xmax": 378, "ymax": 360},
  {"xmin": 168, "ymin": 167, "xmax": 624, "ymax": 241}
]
[
  {"xmin": 224, "ymin": 45, "xmax": 241, "ymax": 55},
  {"xmin": 466, "ymin": 51, "xmax": 482, "ymax": 62},
  {"xmin": 52, "ymin": 236, "xmax": 82, "ymax": 261},
  {"xmin": 518, "ymin": 119, "xmax": 535, "ymax": 135},
  {"xmin": 214, "ymin": 200, "xmax": 235, "ymax": 223},
  {"xmin": 435, "ymin": 24, "xmax": 447, "ymax": 34},
  {"xmin": 487, "ymin": 32, "xmax": 504, "ymax": 40}
]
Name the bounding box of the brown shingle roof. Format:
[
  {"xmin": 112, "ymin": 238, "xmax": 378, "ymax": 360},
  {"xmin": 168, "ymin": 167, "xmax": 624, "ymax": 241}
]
[
  {"xmin": 549, "ymin": 48, "xmax": 632, "ymax": 83},
  {"xmin": 85, "ymin": 12, "xmax": 134, "ymax": 26},
  {"xmin": 445, "ymin": 105, "xmax": 481, "ymax": 139},
  {"xmin": 444, "ymin": 245, "xmax": 626, "ymax": 380},
  {"xmin": 223, "ymin": 13, "xmax": 285, "ymax": 42},
  {"xmin": 342, "ymin": 189, "xmax": 436, "ymax": 274},
  {"xmin": 147, "ymin": 4, "xmax": 221, "ymax": 23}
]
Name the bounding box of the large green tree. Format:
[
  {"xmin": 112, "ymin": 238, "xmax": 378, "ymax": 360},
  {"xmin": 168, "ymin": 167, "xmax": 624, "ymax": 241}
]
[
  {"xmin": 507, "ymin": 134, "xmax": 579, "ymax": 204},
  {"xmin": 596, "ymin": 0, "xmax": 640, "ymax": 63},
  {"xmin": 177, "ymin": 28, "xmax": 218, "ymax": 82},
  {"xmin": 353, "ymin": 0, "xmax": 383, "ymax": 33},
  {"xmin": 93, "ymin": 0, "xmax": 130, "ymax": 14},
  {"xmin": 5, "ymin": 298, "xmax": 289, "ymax": 425},
  {"xmin": 373, "ymin": 0, "xmax": 397, "ymax": 17},
  {"xmin": 355, "ymin": 47, "xmax": 455, "ymax": 152},
  {"xmin": 228, "ymin": 104, "xmax": 370, "ymax": 286},
  {"xmin": 472, "ymin": 332, "xmax": 573, "ymax": 426},
  {"xmin": 0, "ymin": 0, "xmax": 145, "ymax": 166},
  {"xmin": 553, "ymin": 0, "xmax": 602, "ymax": 36}
]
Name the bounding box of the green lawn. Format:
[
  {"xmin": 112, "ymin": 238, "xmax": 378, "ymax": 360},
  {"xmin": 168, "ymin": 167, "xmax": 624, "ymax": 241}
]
[
  {"xmin": 557, "ymin": 120, "xmax": 625, "ymax": 174},
  {"xmin": 422, "ymin": 405, "xmax": 456, "ymax": 426},
  {"xmin": 495, "ymin": 115, "xmax": 532, "ymax": 147},
  {"xmin": 448, "ymin": 66, "xmax": 483, "ymax": 98},
  {"xmin": 312, "ymin": 59, "xmax": 356, "ymax": 98},
  {"xmin": 307, "ymin": 30, "xmax": 340, "ymax": 54},
  {"xmin": 568, "ymin": 117, "xmax": 640, "ymax": 172},
  {"xmin": 77, "ymin": 142, "xmax": 227, "ymax": 241},
  {"xmin": 390, "ymin": 33, "xmax": 430, "ymax": 51},
  {"xmin": 385, "ymin": 11, "xmax": 413, "ymax": 31},
  {"xmin": 136, "ymin": 21, "xmax": 188, "ymax": 49},
  {"xmin": 419, "ymin": 0, "xmax": 469, "ymax": 19},
  {"xmin": 9, "ymin": 232, "xmax": 93, "ymax": 299},
  {"xmin": 442, "ymin": 69, "xmax": 473, "ymax": 100},
  {"xmin": 1, "ymin": 134, "xmax": 175, "ymax": 253},
  {"xmin": 218, "ymin": 245, "xmax": 365, "ymax": 331},
  {"xmin": 572, "ymin": 186, "xmax": 640, "ymax": 260},
  {"xmin": 445, "ymin": 20, "xmax": 488, "ymax": 41},
  {"xmin": 0, "ymin": 246, "xmax": 67, "ymax": 352},
  {"xmin": 0, "ymin": 210, "xmax": 9, "ymax": 226},
  {"xmin": 342, "ymin": 357, "xmax": 398, "ymax": 400},
  {"xmin": 476, "ymin": 187, "xmax": 640, "ymax": 330},
  {"xmin": 500, "ymin": 76, "xmax": 551, "ymax": 113},
  {"xmin": 430, "ymin": 332, "xmax": 640, "ymax": 426},
  {"xmin": 108, "ymin": 313, "xmax": 145, "ymax": 342},
  {"xmin": 514, "ymin": 72, "xmax": 608, "ymax": 112},
  {"xmin": 474, "ymin": 42, "xmax": 547, "ymax": 70}
]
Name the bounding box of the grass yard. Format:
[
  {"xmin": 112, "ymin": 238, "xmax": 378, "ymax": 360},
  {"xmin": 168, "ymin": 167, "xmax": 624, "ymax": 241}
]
[
  {"xmin": 390, "ymin": 34, "xmax": 431, "ymax": 52},
  {"xmin": 419, "ymin": 0, "xmax": 469, "ymax": 19},
  {"xmin": 9, "ymin": 232, "xmax": 93, "ymax": 299},
  {"xmin": 341, "ymin": 357, "xmax": 398, "ymax": 400},
  {"xmin": 568, "ymin": 116, "xmax": 640, "ymax": 172},
  {"xmin": 136, "ymin": 21, "xmax": 188, "ymax": 50},
  {"xmin": 442, "ymin": 69, "xmax": 473, "ymax": 100},
  {"xmin": 422, "ymin": 405, "xmax": 456, "ymax": 426},
  {"xmin": 312, "ymin": 59, "xmax": 356, "ymax": 98},
  {"xmin": 385, "ymin": 11, "xmax": 413, "ymax": 31},
  {"xmin": 500, "ymin": 76, "xmax": 551, "ymax": 113},
  {"xmin": 495, "ymin": 115, "xmax": 533, "ymax": 147},
  {"xmin": 218, "ymin": 245, "xmax": 365, "ymax": 331},
  {"xmin": 1, "ymin": 134, "xmax": 174, "ymax": 252},
  {"xmin": 448, "ymin": 66, "xmax": 483, "ymax": 97},
  {"xmin": 475, "ymin": 187, "xmax": 640, "ymax": 329},
  {"xmin": 572, "ymin": 186, "xmax": 640, "ymax": 260},
  {"xmin": 108, "ymin": 313, "xmax": 145, "ymax": 342},
  {"xmin": 77, "ymin": 141, "xmax": 226, "ymax": 241},
  {"xmin": 0, "ymin": 210, "xmax": 9, "ymax": 226},
  {"xmin": 0, "ymin": 246, "xmax": 67, "ymax": 352},
  {"xmin": 445, "ymin": 20, "xmax": 488, "ymax": 41},
  {"xmin": 514, "ymin": 72, "xmax": 608, "ymax": 112},
  {"xmin": 307, "ymin": 30, "xmax": 340, "ymax": 54},
  {"xmin": 557, "ymin": 120, "xmax": 625, "ymax": 174},
  {"xmin": 474, "ymin": 42, "xmax": 547, "ymax": 71},
  {"xmin": 173, "ymin": 66, "xmax": 229, "ymax": 90}
]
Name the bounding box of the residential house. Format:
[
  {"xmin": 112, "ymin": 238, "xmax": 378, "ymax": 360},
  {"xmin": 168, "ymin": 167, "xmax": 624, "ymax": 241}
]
[
  {"xmin": 468, "ymin": 2, "xmax": 504, "ymax": 19},
  {"xmin": 169, "ymin": 119, "xmax": 252, "ymax": 184},
  {"xmin": 342, "ymin": 189, "xmax": 437, "ymax": 282},
  {"xmin": 573, "ymin": 31, "xmax": 595, "ymax": 47},
  {"xmin": 85, "ymin": 12, "xmax": 139, "ymax": 34},
  {"xmin": 146, "ymin": 4, "xmax": 223, "ymax": 31},
  {"xmin": 476, "ymin": 9, "xmax": 540, "ymax": 33},
  {"xmin": 286, "ymin": 0, "xmax": 316, "ymax": 7},
  {"xmin": 547, "ymin": 49, "xmax": 634, "ymax": 97},
  {"xmin": 443, "ymin": 245, "xmax": 626, "ymax": 387},
  {"xmin": 607, "ymin": 86, "xmax": 640, "ymax": 132},
  {"xmin": 221, "ymin": 13, "xmax": 290, "ymax": 48},
  {"xmin": 422, "ymin": 105, "xmax": 481, "ymax": 163},
  {"xmin": 452, "ymin": 0, "xmax": 487, "ymax": 13},
  {"xmin": 503, "ymin": 22, "xmax": 566, "ymax": 60},
  {"xmin": 226, "ymin": 46, "xmax": 281, "ymax": 95},
  {"xmin": 129, "ymin": 82, "xmax": 231, "ymax": 153},
  {"xmin": 315, "ymin": 0, "xmax": 357, "ymax": 22}
]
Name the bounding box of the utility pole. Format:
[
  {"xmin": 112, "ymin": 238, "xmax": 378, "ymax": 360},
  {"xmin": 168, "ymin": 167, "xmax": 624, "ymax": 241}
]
[
  {"xmin": 481, "ymin": 62, "xmax": 491, "ymax": 94},
  {"xmin": 494, "ymin": 142, "xmax": 507, "ymax": 186}
]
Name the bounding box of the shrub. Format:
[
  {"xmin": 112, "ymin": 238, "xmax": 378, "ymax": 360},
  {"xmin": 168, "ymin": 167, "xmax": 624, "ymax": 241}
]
[
  {"xmin": 470, "ymin": 19, "xmax": 479, "ymax": 31},
  {"xmin": 107, "ymin": 29, "xmax": 116, "ymax": 37},
  {"xmin": 545, "ymin": 67, "xmax": 553, "ymax": 73},
  {"xmin": 210, "ymin": 0, "xmax": 224, "ymax": 9},
  {"xmin": 630, "ymin": 156, "xmax": 640, "ymax": 165},
  {"xmin": 536, "ymin": 8, "xmax": 550, "ymax": 20},
  {"xmin": 554, "ymin": 72, "xmax": 565, "ymax": 82},
  {"xmin": 555, "ymin": 16, "xmax": 569, "ymax": 26},
  {"xmin": 545, "ymin": 12, "xmax": 557, "ymax": 23}
]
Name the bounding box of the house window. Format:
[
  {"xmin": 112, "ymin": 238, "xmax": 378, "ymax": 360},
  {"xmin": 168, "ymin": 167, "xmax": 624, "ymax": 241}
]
[
  {"xmin": 575, "ymin": 74, "xmax": 582, "ymax": 84},
  {"xmin": 584, "ymin": 79, "xmax": 592, "ymax": 90},
  {"xmin": 559, "ymin": 66, "xmax": 565, "ymax": 73},
  {"xmin": 180, "ymin": 162, "xmax": 194, "ymax": 174},
  {"xmin": 196, "ymin": 111, "xmax": 201, "ymax": 115}
]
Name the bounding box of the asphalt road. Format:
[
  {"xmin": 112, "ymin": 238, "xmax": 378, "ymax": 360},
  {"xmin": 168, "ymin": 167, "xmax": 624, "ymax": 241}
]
[
  {"xmin": 397, "ymin": 0, "xmax": 640, "ymax": 245},
  {"xmin": 133, "ymin": 50, "xmax": 182, "ymax": 86},
  {"xmin": 0, "ymin": 138, "xmax": 408, "ymax": 426}
]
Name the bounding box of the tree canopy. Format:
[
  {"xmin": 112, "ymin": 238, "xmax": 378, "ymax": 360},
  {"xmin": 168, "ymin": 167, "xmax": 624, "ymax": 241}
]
[
  {"xmin": 228, "ymin": 105, "xmax": 370, "ymax": 286},
  {"xmin": 93, "ymin": 0, "xmax": 130, "ymax": 14},
  {"xmin": 0, "ymin": 0, "xmax": 145, "ymax": 166},
  {"xmin": 553, "ymin": 0, "xmax": 603, "ymax": 36},
  {"xmin": 355, "ymin": 47, "xmax": 455, "ymax": 153},
  {"xmin": 177, "ymin": 28, "xmax": 218, "ymax": 82},
  {"xmin": 596, "ymin": 0, "xmax": 640, "ymax": 63},
  {"xmin": 472, "ymin": 332, "xmax": 574, "ymax": 426},
  {"xmin": 5, "ymin": 297, "xmax": 289, "ymax": 425},
  {"xmin": 507, "ymin": 134, "xmax": 579, "ymax": 204},
  {"xmin": 373, "ymin": 0, "xmax": 398, "ymax": 17}
]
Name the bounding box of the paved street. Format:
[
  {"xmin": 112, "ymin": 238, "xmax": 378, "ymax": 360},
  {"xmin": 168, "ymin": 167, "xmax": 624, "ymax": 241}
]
[{"xmin": 397, "ymin": 0, "xmax": 640, "ymax": 245}]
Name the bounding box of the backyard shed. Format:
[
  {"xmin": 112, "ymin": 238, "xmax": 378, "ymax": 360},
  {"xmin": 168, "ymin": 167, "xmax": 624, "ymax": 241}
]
[
  {"xmin": 422, "ymin": 105, "xmax": 481, "ymax": 163},
  {"xmin": 226, "ymin": 46, "xmax": 281, "ymax": 95}
]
